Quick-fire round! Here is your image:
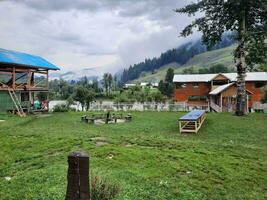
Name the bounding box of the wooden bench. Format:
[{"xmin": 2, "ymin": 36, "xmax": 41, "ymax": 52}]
[
  {"xmin": 178, "ymin": 110, "xmax": 206, "ymax": 133},
  {"xmin": 81, "ymin": 115, "xmax": 87, "ymax": 123},
  {"xmin": 125, "ymin": 113, "xmax": 132, "ymax": 121}
]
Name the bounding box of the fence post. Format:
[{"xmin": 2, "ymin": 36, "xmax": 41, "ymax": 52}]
[{"xmin": 65, "ymin": 152, "xmax": 90, "ymax": 200}]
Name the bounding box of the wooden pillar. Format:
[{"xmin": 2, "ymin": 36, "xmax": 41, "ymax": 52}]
[
  {"xmin": 46, "ymin": 70, "xmax": 49, "ymax": 111},
  {"xmin": 46, "ymin": 70, "xmax": 49, "ymax": 89},
  {"xmin": 27, "ymin": 69, "xmax": 31, "ymax": 89},
  {"xmin": 220, "ymin": 94, "xmax": 222, "ymax": 112},
  {"xmin": 12, "ymin": 67, "xmax": 15, "ymax": 89},
  {"xmin": 246, "ymin": 94, "xmax": 249, "ymax": 113},
  {"xmin": 65, "ymin": 152, "xmax": 90, "ymax": 200}
]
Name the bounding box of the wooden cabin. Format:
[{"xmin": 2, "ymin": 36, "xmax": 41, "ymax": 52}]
[
  {"xmin": 0, "ymin": 48, "xmax": 60, "ymax": 116},
  {"xmin": 173, "ymin": 72, "xmax": 267, "ymax": 112}
]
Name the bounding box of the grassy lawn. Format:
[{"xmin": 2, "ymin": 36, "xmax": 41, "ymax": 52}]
[{"xmin": 0, "ymin": 112, "xmax": 267, "ymax": 200}]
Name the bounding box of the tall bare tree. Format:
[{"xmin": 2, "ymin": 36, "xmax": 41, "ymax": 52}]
[
  {"xmin": 107, "ymin": 73, "xmax": 113, "ymax": 96},
  {"xmin": 176, "ymin": 0, "xmax": 267, "ymax": 115},
  {"xmin": 103, "ymin": 73, "xmax": 109, "ymax": 96}
]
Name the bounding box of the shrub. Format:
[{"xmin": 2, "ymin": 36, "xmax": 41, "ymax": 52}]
[
  {"xmin": 262, "ymin": 86, "xmax": 267, "ymax": 103},
  {"xmin": 91, "ymin": 175, "xmax": 119, "ymax": 200},
  {"xmin": 53, "ymin": 104, "xmax": 69, "ymax": 112},
  {"xmin": 188, "ymin": 96, "xmax": 207, "ymax": 101}
]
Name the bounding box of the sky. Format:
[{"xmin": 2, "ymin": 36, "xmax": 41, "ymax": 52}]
[{"xmin": 0, "ymin": 0, "xmax": 198, "ymax": 79}]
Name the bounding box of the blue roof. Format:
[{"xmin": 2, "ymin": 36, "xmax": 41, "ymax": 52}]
[
  {"xmin": 179, "ymin": 110, "xmax": 206, "ymax": 121},
  {"xmin": 0, "ymin": 48, "xmax": 60, "ymax": 70}
]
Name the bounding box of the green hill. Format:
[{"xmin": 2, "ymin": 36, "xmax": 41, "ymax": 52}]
[{"xmin": 133, "ymin": 45, "xmax": 236, "ymax": 83}]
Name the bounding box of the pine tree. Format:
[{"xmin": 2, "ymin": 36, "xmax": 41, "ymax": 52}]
[{"xmin": 165, "ymin": 68, "xmax": 174, "ymax": 83}]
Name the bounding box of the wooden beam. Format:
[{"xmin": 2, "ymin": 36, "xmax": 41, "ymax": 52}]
[{"xmin": 0, "ymin": 71, "xmax": 12, "ymax": 75}]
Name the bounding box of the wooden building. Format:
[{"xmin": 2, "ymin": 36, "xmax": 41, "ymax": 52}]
[
  {"xmin": 173, "ymin": 72, "xmax": 267, "ymax": 112},
  {"xmin": 0, "ymin": 48, "xmax": 60, "ymax": 116}
]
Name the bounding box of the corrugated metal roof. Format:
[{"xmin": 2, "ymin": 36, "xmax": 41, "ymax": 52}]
[
  {"xmin": 173, "ymin": 72, "xmax": 267, "ymax": 82},
  {"xmin": 0, "ymin": 48, "xmax": 60, "ymax": 70},
  {"xmin": 140, "ymin": 82, "xmax": 148, "ymax": 86},
  {"xmin": 173, "ymin": 74, "xmax": 217, "ymax": 82},
  {"xmin": 209, "ymin": 83, "xmax": 234, "ymax": 95}
]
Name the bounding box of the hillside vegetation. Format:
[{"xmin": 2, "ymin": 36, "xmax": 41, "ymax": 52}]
[
  {"xmin": 133, "ymin": 45, "xmax": 235, "ymax": 83},
  {"xmin": 121, "ymin": 34, "xmax": 235, "ymax": 83}
]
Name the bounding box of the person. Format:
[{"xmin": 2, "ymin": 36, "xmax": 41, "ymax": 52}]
[
  {"xmin": 41, "ymin": 99, "xmax": 49, "ymax": 109},
  {"xmin": 34, "ymin": 99, "xmax": 40, "ymax": 110}
]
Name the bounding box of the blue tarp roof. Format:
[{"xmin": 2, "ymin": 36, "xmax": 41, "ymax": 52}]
[
  {"xmin": 0, "ymin": 48, "xmax": 60, "ymax": 70},
  {"xmin": 179, "ymin": 110, "xmax": 206, "ymax": 121}
]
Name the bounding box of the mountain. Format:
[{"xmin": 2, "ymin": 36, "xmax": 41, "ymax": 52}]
[
  {"xmin": 120, "ymin": 33, "xmax": 235, "ymax": 83},
  {"xmin": 132, "ymin": 45, "xmax": 236, "ymax": 83},
  {"xmin": 50, "ymin": 68, "xmax": 100, "ymax": 81}
]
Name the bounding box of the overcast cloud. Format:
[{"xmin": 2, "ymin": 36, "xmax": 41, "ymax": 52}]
[{"xmin": 0, "ymin": 0, "xmax": 198, "ymax": 79}]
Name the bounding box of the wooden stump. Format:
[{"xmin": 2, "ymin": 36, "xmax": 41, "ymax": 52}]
[{"xmin": 65, "ymin": 152, "xmax": 90, "ymax": 200}]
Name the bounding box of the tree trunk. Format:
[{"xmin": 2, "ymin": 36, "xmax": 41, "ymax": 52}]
[{"xmin": 235, "ymin": 11, "xmax": 247, "ymax": 116}]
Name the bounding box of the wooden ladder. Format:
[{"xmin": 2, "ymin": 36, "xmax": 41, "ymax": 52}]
[{"xmin": 8, "ymin": 88, "xmax": 26, "ymax": 117}]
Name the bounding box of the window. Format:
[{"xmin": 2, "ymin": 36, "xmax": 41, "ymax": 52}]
[
  {"xmin": 176, "ymin": 83, "xmax": 186, "ymax": 89},
  {"xmin": 182, "ymin": 83, "xmax": 187, "ymax": 88},
  {"xmin": 193, "ymin": 83, "xmax": 199, "ymax": 88},
  {"xmin": 176, "ymin": 83, "xmax": 182, "ymax": 89},
  {"xmin": 254, "ymin": 81, "xmax": 265, "ymax": 88}
]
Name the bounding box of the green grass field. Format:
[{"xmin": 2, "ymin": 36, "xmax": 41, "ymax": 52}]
[{"xmin": 0, "ymin": 112, "xmax": 267, "ymax": 200}]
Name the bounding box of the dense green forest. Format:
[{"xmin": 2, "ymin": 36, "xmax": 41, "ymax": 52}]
[{"xmin": 121, "ymin": 33, "xmax": 235, "ymax": 83}]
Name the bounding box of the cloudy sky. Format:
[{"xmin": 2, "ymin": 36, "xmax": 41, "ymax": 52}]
[{"xmin": 0, "ymin": 0, "xmax": 198, "ymax": 79}]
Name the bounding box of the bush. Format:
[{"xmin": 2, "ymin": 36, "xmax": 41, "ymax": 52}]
[
  {"xmin": 188, "ymin": 96, "xmax": 207, "ymax": 101},
  {"xmin": 53, "ymin": 104, "xmax": 70, "ymax": 112},
  {"xmin": 91, "ymin": 175, "xmax": 119, "ymax": 200},
  {"xmin": 262, "ymin": 86, "xmax": 267, "ymax": 103}
]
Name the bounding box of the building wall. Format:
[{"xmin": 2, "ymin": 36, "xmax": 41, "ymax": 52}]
[
  {"xmin": 0, "ymin": 91, "xmax": 15, "ymax": 112},
  {"xmin": 221, "ymin": 85, "xmax": 237, "ymax": 97},
  {"xmin": 0, "ymin": 91, "xmax": 30, "ymax": 112},
  {"xmin": 174, "ymin": 82, "xmax": 211, "ymax": 104},
  {"xmin": 246, "ymin": 81, "xmax": 266, "ymax": 102},
  {"xmin": 174, "ymin": 81, "xmax": 267, "ymax": 108},
  {"xmin": 213, "ymin": 74, "xmax": 229, "ymax": 81}
]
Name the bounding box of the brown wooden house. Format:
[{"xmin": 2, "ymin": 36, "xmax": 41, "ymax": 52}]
[
  {"xmin": 0, "ymin": 48, "xmax": 60, "ymax": 116},
  {"xmin": 173, "ymin": 72, "xmax": 267, "ymax": 112}
]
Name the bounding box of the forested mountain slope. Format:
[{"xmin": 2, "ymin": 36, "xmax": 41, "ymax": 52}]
[
  {"xmin": 121, "ymin": 33, "xmax": 235, "ymax": 83},
  {"xmin": 132, "ymin": 45, "xmax": 235, "ymax": 83}
]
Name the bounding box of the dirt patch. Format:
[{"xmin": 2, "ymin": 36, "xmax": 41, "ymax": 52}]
[
  {"xmin": 35, "ymin": 114, "xmax": 51, "ymax": 118},
  {"xmin": 96, "ymin": 141, "xmax": 109, "ymax": 147},
  {"xmin": 90, "ymin": 137, "xmax": 109, "ymax": 147},
  {"xmin": 94, "ymin": 118, "xmax": 127, "ymax": 125},
  {"xmin": 90, "ymin": 137, "xmax": 107, "ymax": 141}
]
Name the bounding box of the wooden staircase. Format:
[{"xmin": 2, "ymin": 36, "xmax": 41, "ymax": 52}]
[
  {"xmin": 210, "ymin": 100, "xmax": 222, "ymax": 112},
  {"xmin": 8, "ymin": 88, "xmax": 26, "ymax": 117}
]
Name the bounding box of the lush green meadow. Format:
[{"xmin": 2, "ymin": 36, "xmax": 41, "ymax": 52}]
[{"xmin": 0, "ymin": 112, "xmax": 266, "ymax": 200}]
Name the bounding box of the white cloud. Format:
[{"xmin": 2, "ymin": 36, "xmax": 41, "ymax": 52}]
[{"xmin": 0, "ymin": 0, "xmax": 198, "ymax": 79}]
